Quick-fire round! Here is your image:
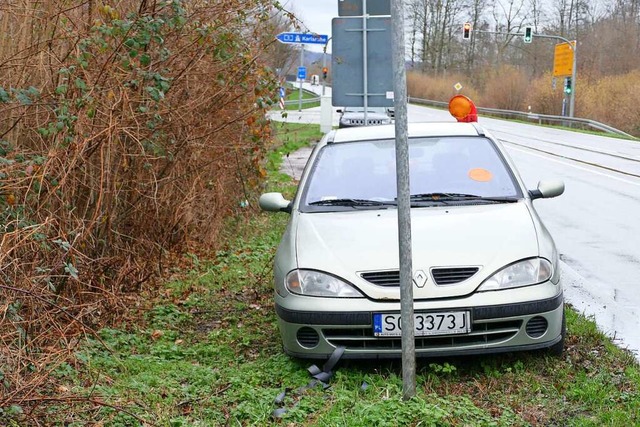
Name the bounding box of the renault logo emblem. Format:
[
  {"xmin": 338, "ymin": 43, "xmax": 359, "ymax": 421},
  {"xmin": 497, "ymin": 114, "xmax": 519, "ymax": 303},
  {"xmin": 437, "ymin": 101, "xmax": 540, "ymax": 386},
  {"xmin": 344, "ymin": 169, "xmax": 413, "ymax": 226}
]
[{"xmin": 413, "ymin": 270, "xmax": 428, "ymax": 288}]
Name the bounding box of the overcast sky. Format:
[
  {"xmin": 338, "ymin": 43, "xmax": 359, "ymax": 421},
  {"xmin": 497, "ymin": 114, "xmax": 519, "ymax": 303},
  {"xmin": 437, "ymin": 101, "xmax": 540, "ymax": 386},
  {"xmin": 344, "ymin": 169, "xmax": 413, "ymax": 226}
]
[{"xmin": 283, "ymin": 1, "xmax": 339, "ymax": 52}]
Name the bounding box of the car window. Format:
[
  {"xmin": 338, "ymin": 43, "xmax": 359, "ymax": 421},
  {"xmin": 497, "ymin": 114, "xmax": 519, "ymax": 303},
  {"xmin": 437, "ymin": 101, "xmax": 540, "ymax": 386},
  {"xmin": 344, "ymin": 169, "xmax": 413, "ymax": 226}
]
[{"xmin": 301, "ymin": 137, "xmax": 521, "ymax": 210}]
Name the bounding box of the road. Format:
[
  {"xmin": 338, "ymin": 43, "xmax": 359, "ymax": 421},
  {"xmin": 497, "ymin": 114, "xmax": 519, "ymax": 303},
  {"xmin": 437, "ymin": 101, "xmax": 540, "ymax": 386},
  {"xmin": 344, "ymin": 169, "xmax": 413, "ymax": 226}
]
[{"xmin": 269, "ymin": 103, "xmax": 640, "ymax": 360}]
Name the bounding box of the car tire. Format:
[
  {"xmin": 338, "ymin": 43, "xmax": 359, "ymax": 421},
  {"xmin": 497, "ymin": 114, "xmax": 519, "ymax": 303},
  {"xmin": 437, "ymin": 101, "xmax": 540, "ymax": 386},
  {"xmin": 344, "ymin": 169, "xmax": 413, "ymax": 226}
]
[{"xmin": 548, "ymin": 310, "xmax": 566, "ymax": 356}]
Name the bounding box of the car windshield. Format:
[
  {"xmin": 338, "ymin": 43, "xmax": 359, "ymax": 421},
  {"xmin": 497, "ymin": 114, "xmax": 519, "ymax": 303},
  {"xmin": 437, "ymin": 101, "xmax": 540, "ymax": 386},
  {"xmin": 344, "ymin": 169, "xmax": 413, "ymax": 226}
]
[{"xmin": 301, "ymin": 136, "xmax": 521, "ymax": 210}]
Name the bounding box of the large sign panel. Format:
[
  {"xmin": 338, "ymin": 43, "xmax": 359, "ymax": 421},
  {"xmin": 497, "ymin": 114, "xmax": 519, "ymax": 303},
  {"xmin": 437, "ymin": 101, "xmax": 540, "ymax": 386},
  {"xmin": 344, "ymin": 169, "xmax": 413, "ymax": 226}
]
[
  {"xmin": 276, "ymin": 32, "xmax": 329, "ymax": 45},
  {"xmin": 331, "ymin": 16, "xmax": 393, "ymax": 107},
  {"xmin": 338, "ymin": 0, "xmax": 391, "ymax": 16},
  {"xmin": 553, "ymin": 41, "xmax": 575, "ymax": 77}
]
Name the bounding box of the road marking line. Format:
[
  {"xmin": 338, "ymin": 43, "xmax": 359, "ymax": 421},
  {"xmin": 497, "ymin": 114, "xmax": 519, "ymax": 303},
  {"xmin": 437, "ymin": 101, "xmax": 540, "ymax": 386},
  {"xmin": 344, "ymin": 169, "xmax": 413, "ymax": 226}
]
[{"xmin": 507, "ymin": 145, "xmax": 640, "ymax": 187}]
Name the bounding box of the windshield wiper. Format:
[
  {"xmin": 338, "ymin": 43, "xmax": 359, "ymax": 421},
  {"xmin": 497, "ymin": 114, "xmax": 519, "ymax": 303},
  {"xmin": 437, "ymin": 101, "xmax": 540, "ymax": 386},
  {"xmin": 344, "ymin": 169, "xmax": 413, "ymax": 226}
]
[
  {"xmin": 309, "ymin": 198, "xmax": 397, "ymax": 207},
  {"xmin": 409, "ymin": 193, "xmax": 519, "ymax": 203}
]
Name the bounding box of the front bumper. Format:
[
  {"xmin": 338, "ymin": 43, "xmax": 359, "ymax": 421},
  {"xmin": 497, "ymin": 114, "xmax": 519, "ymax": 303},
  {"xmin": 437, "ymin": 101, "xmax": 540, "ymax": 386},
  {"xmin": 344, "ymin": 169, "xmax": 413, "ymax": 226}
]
[{"xmin": 275, "ymin": 292, "xmax": 564, "ymax": 359}]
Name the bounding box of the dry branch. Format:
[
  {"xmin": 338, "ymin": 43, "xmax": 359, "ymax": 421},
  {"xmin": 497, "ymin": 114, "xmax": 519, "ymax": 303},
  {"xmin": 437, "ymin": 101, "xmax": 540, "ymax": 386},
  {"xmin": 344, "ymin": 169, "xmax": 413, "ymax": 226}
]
[{"xmin": 0, "ymin": 0, "xmax": 287, "ymax": 421}]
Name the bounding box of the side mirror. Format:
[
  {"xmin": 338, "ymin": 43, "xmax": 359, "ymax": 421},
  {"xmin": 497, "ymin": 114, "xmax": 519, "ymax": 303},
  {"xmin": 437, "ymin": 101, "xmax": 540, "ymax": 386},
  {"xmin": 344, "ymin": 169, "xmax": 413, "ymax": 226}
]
[
  {"xmin": 529, "ymin": 181, "xmax": 565, "ymax": 200},
  {"xmin": 336, "ymin": 109, "xmax": 343, "ymax": 113},
  {"xmin": 259, "ymin": 192, "xmax": 292, "ymax": 213}
]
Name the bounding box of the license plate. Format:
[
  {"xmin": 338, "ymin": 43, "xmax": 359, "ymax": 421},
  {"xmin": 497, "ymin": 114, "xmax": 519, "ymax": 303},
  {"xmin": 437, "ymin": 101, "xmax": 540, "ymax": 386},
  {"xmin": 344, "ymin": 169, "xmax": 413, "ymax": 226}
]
[{"xmin": 373, "ymin": 311, "xmax": 470, "ymax": 337}]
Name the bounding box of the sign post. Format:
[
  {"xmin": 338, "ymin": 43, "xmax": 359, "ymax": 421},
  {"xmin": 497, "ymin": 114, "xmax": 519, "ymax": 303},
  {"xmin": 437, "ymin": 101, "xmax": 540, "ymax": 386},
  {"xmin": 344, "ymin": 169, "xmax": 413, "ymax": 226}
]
[
  {"xmin": 390, "ymin": 0, "xmax": 416, "ymax": 399},
  {"xmin": 297, "ymin": 64, "xmax": 307, "ymax": 111},
  {"xmin": 275, "ymin": 32, "xmax": 329, "ymax": 113},
  {"xmin": 552, "ymin": 40, "xmax": 577, "ymax": 117}
]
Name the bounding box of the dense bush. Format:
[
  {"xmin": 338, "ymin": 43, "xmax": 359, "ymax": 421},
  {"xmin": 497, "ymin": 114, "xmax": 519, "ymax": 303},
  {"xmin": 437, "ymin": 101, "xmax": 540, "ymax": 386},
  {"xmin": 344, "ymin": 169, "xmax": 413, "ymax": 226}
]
[
  {"xmin": 407, "ymin": 71, "xmax": 481, "ymax": 105},
  {"xmin": 0, "ymin": 0, "xmax": 282, "ymax": 407},
  {"xmin": 577, "ymin": 71, "xmax": 640, "ymax": 135}
]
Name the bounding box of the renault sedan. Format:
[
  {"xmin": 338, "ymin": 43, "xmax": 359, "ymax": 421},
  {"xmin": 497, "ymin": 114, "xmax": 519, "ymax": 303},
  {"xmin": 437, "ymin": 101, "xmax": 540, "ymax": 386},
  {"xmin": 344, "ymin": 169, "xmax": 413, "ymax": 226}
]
[{"xmin": 260, "ymin": 122, "xmax": 565, "ymax": 359}]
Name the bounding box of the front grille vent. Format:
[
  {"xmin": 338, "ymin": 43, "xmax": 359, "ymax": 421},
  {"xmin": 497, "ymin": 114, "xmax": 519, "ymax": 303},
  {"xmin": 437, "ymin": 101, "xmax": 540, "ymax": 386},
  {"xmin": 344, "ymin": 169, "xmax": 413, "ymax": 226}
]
[
  {"xmin": 296, "ymin": 327, "xmax": 320, "ymax": 348},
  {"xmin": 362, "ymin": 267, "xmax": 479, "ymax": 287},
  {"xmin": 432, "ymin": 267, "xmax": 479, "ymax": 285},
  {"xmin": 349, "ymin": 119, "xmax": 385, "ymax": 126},
  {"xmin": 323, "ymin": 320, "xmax": 522, "ymax": 351},
  {"xmin": 525, "ymin": 316, "xmax": 548, "ymax": 338},
  {"xmin": 360, "ymin": 270, "xmax": 399, "ymax": 287}
]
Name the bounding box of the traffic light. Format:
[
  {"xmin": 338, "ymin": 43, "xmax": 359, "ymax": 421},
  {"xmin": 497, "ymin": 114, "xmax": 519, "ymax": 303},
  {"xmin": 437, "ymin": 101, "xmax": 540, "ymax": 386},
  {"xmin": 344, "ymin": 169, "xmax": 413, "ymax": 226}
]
[
  {"xmin": 463, "ymin": 22, "xmax": 471, "ymax": 40},
  {"xmin": 564, "ymin": 77, "xmax": 572, "ymax": 94},
  {"xmin": 523, "ymin": 26, "xmax": 533, "ymax": 43},
  {"xmin": 322, "ymin": 67, "xmax": 328, "ymax": 80}
]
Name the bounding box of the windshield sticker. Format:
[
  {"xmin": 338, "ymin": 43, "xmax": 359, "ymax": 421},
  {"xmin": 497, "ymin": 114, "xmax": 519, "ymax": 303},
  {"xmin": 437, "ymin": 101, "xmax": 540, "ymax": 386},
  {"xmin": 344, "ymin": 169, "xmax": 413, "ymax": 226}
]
[{"xmin": 468, "ymin": 168, "xmax": 493, "ymax": 182}]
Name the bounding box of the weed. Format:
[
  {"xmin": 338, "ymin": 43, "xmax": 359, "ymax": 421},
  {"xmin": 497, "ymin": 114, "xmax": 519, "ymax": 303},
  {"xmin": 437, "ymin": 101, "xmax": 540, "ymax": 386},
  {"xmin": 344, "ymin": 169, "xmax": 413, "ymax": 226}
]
[{"xmin": 30, "ymin": 123, "xmax": 640, "ymax": 426}]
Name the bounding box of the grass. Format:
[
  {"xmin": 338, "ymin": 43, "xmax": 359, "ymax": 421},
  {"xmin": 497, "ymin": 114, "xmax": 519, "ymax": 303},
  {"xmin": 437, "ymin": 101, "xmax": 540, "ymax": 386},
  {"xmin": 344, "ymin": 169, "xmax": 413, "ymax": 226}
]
[
  {"xmin": 284, "ymin": 84, "xmax": 320, "ymax": 110},
  {"xmin": 5, "ymin": 122, "xmax": 639, "ymax": 426}
]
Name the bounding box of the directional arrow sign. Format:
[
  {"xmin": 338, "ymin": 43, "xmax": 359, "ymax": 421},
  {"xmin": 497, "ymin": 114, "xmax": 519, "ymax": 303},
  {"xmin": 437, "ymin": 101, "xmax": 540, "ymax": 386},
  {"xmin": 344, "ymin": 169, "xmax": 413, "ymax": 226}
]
[{"xmin": 276, "ymin": 32, "xmax": 329, "ymax": 45}]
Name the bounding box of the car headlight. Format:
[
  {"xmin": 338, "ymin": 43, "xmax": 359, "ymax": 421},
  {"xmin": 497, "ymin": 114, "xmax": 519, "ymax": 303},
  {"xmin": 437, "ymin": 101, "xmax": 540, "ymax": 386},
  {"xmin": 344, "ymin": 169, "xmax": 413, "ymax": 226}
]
[
  {"xmin": 285, "ymin": 270, "xmax": 364, "ymax": 298},
  {"xmin": 478, "ymin": 258, "xmax": 552, "ymax": 291}
]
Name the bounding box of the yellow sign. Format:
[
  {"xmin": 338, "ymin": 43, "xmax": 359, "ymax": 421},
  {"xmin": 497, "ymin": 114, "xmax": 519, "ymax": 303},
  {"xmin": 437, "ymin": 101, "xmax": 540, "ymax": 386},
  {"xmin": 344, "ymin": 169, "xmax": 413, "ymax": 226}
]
[{"xmin": 553, "ymin": 41, "xmax": 575, "ymax": 77}]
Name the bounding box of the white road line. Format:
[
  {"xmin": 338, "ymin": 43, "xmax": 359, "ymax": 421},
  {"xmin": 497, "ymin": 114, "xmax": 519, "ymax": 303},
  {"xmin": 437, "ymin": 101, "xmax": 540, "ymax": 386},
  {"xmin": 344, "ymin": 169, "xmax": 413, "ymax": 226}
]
[{"xmin": 506, "ymin": 144, "xmax": 640, "ymax": 188}]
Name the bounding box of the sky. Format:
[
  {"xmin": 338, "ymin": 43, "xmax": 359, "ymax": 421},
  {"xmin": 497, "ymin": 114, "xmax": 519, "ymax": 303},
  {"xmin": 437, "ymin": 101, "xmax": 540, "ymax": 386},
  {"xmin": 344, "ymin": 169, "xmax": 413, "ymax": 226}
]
[{"xmin": 283, "ymin": 1, "xmax": 339, "ymax": 52}]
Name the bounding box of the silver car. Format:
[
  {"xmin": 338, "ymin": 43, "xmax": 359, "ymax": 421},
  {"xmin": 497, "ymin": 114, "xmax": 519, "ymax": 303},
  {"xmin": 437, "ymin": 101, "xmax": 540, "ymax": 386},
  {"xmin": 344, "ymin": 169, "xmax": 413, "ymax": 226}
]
[
  {"xmin": 337, "ymin": 106, "xmax": 392, "ymax": 128},
  {"xmin": 260, "ymin": 122, "xmax": 565, "ymax": 359}
]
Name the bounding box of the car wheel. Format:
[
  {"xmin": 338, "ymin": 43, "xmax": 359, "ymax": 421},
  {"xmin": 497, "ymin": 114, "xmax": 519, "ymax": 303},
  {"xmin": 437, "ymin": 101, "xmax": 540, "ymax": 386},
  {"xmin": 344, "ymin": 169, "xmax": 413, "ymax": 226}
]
[{"xmin": 548, "ymin": 310, "xmax": 566, "ymax": 356}]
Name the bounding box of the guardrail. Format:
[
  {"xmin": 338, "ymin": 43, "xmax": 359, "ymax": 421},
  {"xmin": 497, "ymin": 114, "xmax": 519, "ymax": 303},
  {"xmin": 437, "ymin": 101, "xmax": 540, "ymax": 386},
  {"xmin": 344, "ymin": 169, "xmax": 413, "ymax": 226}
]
[
  {"xmin": 283, "ymin": 97, "xmax": 320, "ymax": 106},
  {"xmin": 409, "ymin": 97, "xmax": 637, "ymax": 140}
]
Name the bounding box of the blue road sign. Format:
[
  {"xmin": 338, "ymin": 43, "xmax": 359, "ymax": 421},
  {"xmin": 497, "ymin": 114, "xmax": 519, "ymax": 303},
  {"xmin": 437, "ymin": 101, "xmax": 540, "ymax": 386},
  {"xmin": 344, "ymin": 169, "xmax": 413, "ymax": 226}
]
[
  {"xmin": 279, "ymin": 87, "xmax": 286, "ymax": 98},
  {"xmin": 297, "ymin": 67, "xmax": 307, "ymax": 80},
  {"xmin": 276, "ymin": 32, "xmax": 329, "ymax": 45}
]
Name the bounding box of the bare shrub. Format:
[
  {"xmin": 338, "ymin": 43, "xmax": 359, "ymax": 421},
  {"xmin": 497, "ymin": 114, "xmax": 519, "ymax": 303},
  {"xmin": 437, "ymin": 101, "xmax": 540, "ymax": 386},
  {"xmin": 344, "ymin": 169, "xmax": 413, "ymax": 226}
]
[
  {"xmin": 407, "ymin": 71, "xmax": 481, "ymax": 104},
  {"xmin": 525, "ymin": 72, "xmax": 566, "ymax": 116},
  {"xmin": 578, "ymin": 71, "xmax": 640, "ymax": 135},
  {"xmin": 0, "ymin": 0, "xmax": 283, "ymax": 416},
  {"xmin": 481, "ymin": 65, "xmax": 530, "ymax": 111}
]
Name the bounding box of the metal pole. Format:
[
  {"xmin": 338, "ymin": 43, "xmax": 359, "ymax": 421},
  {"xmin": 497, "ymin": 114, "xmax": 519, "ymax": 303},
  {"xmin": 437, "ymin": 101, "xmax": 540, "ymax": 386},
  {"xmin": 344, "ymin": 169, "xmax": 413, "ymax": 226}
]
[
  {"xmin": 362, "ymin": 0, "xmax": 368, "ymax": 124},
  {"xmin": 570, "ymin": 41, "xmax": 577, "ymax": 118},
  {"xmin": 322, "ymin": 46, "xmax": 327, "ymax": 96},
  {"xmin": 299, "ymin": 44, "xmax": 304, "ymax": 112},
  {"xmin": 391, "ymin": 0, "xmax": 416, "ymax": 400}
]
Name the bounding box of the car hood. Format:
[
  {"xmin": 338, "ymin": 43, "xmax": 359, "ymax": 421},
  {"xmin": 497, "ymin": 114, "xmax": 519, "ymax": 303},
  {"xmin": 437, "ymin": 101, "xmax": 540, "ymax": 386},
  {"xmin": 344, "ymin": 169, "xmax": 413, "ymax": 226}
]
[{"xmin": 294, "ymin": 202, "xmax": 540, "ymax": 299}]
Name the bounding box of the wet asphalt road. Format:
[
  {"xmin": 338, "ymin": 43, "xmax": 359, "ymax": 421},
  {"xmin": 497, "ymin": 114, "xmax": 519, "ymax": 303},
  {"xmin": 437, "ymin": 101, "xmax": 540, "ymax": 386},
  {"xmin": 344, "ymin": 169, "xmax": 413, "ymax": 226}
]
[{"xmin": 270, "ymin": 104, "xmax": 640, "ymax": 360}]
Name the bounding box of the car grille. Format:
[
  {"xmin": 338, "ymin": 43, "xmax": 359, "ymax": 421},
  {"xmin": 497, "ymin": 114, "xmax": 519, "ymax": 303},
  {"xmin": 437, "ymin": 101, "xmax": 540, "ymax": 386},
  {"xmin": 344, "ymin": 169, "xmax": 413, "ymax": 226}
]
[
  {"xmin": 525, "ymin": 316, "xmax": 548, "ymax": 338},
  {"xmin": 361, "ymin": 267, "xmax": 479, "ymax": 286},
  {"xmin": 360, "ymin": 270, "xmax": 399, "ymax": 286},
  {"xmin": 348, "ymin": 119, "xmax": 386, "ymax": 126},
  {"xmin": 322, "ymin": 320, "xmax": 521, "ymax": 351},
  {"xmin": 297, "ymin": 327, "xmax": 320, "ymax": 348},
  {"xmin": 431, "ymin": 267, "xmax": 480, "ymax": 285}
]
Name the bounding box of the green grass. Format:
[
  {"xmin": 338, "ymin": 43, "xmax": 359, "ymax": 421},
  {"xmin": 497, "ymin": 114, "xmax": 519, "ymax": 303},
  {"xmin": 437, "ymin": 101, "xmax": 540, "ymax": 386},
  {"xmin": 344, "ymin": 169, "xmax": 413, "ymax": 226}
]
[
  {"xmin": 6, "ymin": 123, "xmax": 639, "ymax": 426},
  {"xmin": 284, "ymin": 85, "xmax": 320, "ymax": 110}
]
